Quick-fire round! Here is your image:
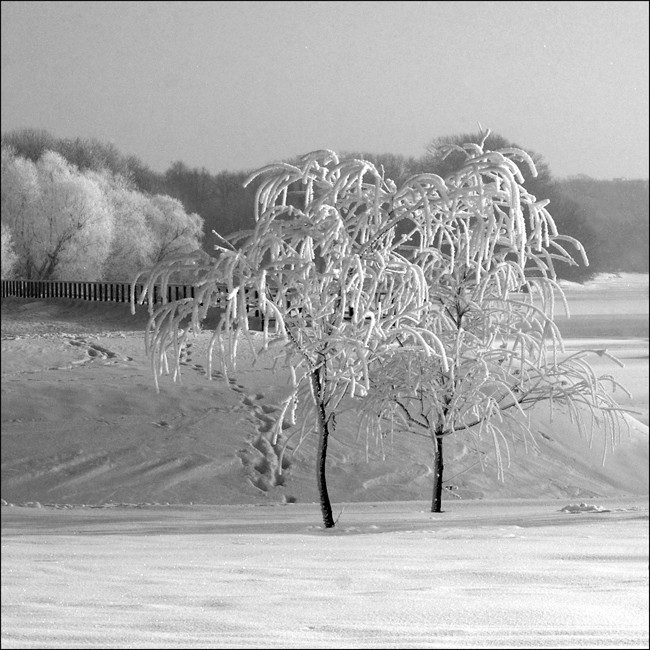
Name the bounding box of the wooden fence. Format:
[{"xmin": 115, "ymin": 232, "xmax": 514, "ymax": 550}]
[
  {"xmin": 0, "ymin": 280, "xmax": 365, "ymax": 324},
  {"xmin": 1, "ymin": 279, "xmax": 198, "ymax": 304},
  {"xmin": 1, "ymin": 279, "xmax": 268, "ymax": 317}
]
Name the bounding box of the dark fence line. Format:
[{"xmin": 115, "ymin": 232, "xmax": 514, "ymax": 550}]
[
  {"xmin": 1, "ymin": 279, "xmax": 200, "ymax": 305},
  {"xmin": 0, "ymin": 279, "xmax": 268, "ymax": 315},
  {"xmin": 0, "ymin": 280, "xmax": 352, "ymax": 321}
]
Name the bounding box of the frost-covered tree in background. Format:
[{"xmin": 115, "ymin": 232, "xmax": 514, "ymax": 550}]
[
  {"xmin": 362, "ymin": 135, "xmax": 630, "ymax": 512},
  {"xmin": 1, "ymin": 145, "xmax": 40, "ymax": 275},
  {"xmin": 34, "ymin": 153, "xmax": 114, "ymax": 280},
  {"xmin": 101, "ymin": 179, "xmax": 157, "ymax": 282},
  {"xmin": 1, "ymin": 222, "xmax": 19, "ymax": 278},
  {"xmin": 97, "ymin": 176, "xmax": 204, "ymax": 281},
  {"xmin": 146, "ymin": 195, "xmax": 204, "ymax": 266},
  {"xmin": 1, "ymin": 149, "xmax": 113, "ymax": 280},
  {"xmin": 1, "ymin": 146, "xmax": 204, "ymax": 282}
]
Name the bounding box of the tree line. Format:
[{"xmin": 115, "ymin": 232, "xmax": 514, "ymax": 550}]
[
  {"xmin": 1, "ymin": 128, "xmax": 648, "ymax": 283},
  {"xmin": 557, "ymin": 175, "xmax": 649, "ymax": 274}
]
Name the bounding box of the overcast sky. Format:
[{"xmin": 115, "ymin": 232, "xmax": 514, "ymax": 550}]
[{"xmin": 1, "ymin": 0, "xmax": 648, "ymax": 179}]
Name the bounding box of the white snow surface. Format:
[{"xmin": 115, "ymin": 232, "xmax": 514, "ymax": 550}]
[{"xmin": 2, "ymin": 498, "xmax": 648, "ymax": 649}]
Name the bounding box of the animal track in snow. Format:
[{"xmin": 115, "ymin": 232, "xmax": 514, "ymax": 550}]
[
  {"xmin": 63, "ymin": 337, "xmax": 132, "ymax": 364},
  {"xmin": 178, "ymin": 341, "xmax": 193, "ymax": 365},
  {"xmin": 242, "ymin": 393, "xmax": 265, "ymax": 407}
]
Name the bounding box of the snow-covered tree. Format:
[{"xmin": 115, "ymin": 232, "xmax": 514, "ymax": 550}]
[
  {"xmin": 1, "ymin": 149, "xmax": 113, "ymax": 280},
  {"xmin": 1, "ymin": 145, "xmax": 40, "ymax": 276},
  {"xmin": 134, "ymin": 149, "xmax": 450, "ymax": 527},
  {"xmin": 1, "ymin": 222, "xmax": 19, "ymax": 278},
  {"xmin": 146, "ymin": 194, "xmax": 204, "ymax": 265},
  {"xmin": 101, "ymin": 179, "xmax": 157, "ymax": 282},
  {"xmin": 33, "ymin": 152, "xmax": 114, "ymax": 280},
  {"xmin": 135, "ymin": 134, "xmax": 629, "ymax": 525},
  {"xmin": 363, "ymin": 273, "xmax": 629, "ymax": 512},
  {"xmin": 1, "ymin": 146, "xmax": 204, "ymax": 283},
  {"xmin": 75, "ymin": 172, "xmax": 203, "ymax": 282},
  {"xmin": 361, "ymin": 135, "xmax": 630, "ymax": 512}
]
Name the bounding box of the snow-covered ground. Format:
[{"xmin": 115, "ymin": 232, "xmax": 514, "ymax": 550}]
[
  {"xmin": 1, "ymin": 272, "xmax": 648, "ymax": 648},
  {"xmin": 2, "ymin": 498, "xmax": 648, "ymax": 649}
]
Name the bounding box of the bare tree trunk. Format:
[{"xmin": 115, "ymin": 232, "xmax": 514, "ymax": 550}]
[
  {"xmin": 431, "ymin": 433, "xmax": 444, "ymax": 513},
  {"xmin": 310, "ymin": 368, "xmax": 335, "ymax": 528}
]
